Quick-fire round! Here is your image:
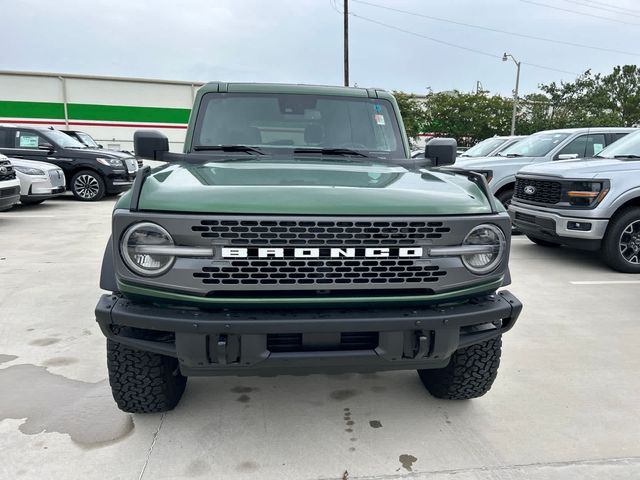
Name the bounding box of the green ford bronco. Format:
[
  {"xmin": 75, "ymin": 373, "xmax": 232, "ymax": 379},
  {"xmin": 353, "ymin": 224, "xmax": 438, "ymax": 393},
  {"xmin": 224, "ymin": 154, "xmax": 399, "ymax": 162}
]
[{"xmin": 96, "ymin": 83, "xmax": 522, "ymax": 413}]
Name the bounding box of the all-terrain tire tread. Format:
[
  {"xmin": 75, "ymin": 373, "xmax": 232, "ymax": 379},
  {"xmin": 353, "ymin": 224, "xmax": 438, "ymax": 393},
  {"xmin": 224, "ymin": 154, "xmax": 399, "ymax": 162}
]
[
  {"xmin": 418, "ymin": 336, "xmax": 502, "ymax": 400},
  {"xmin": 107, "ymin": 339, "xmax": 187, "ymax": 413}
]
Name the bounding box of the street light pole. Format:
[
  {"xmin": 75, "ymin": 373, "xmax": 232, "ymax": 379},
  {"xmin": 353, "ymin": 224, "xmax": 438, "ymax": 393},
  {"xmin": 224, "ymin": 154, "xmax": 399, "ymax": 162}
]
[
  {"xmin": 344, "ymin": 0, "xmax": 349, "ymax": 87},
  {"xmin": 502, "ymin": 53, "xmax": 521, "ymax": 136}
]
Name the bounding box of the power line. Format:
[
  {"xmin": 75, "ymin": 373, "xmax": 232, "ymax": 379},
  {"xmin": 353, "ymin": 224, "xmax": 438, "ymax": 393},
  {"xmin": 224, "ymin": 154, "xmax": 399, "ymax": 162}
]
[
  {"xmin": 575, "ymin": 0, "xmax": 640, "ymax": 15},
  {"xmin": 347, "ymin": 11, "xmax": 581, "ymax": 75},
  {"xmin": 519, "ymin": 0, "xmax": 640, "ymax": 27},
  {"xmin": 351, "ymin": 0, "xmax": 640, "ymax": 57},
  {"xmin": 560, "ymin": 0, "xmax": 640, "ymax": 18}
]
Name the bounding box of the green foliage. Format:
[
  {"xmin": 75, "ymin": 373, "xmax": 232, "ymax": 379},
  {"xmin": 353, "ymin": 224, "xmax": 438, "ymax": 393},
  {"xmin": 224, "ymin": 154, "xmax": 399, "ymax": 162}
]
[{"xmin": 394, "ymin": 64, "xmax": 640, "ymax": 146}]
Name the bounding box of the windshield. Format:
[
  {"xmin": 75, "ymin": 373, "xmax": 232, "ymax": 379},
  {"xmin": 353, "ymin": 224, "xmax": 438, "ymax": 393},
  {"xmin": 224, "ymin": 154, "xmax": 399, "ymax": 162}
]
[
  {"xmin": 461, "ymin": 138, "xmax": 507, "ymax": 157},
  {"xmin": 500, "ymin": 132, "xmax": 570, "ymax": 157},
  {"xmin": 75, "ymin": 132, "xmax": 99, "ymax": 148},
  {"xmin": 192, "ymin": 93, "xmax": 405, "ymax": 158},
  {"xmin": 43, "ymin": 130, "xmax": 86, "ymax": 149},
  {"xmin": 597, "ymin": 130, "xmax": 640, "ymax": 158}
]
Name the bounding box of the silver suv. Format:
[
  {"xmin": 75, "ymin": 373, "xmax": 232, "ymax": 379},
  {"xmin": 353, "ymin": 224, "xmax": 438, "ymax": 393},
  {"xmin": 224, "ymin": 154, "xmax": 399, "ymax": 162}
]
[
  {"xmin": 455, "ymin": 128, "xmax": 636, "ymax": 208},
  {"xmin": 458, "ymin": 135, "xmax": 525, "ymax": 159},
  {"xmin": 509, "ymin": 129, "xmax": 640, "ymax": 272}
]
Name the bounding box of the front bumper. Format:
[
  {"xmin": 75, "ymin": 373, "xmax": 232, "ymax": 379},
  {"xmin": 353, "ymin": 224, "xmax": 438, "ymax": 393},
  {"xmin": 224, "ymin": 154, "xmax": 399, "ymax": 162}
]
[
  {"xmin": 22, "ymin": 185, "xmax": 65, "ymax": 201},
  {"xmin": 96, "ymin": 290, "xmax": 522, "ymax": 376},
  {"xmin": 106, "ymin": 172, "xmax": 136, "ymax": 193},
  {"xmin": 509, "ymin": 203, "xmax": 608, "ymax": 242},
  {"xmin": 0, "ymin": 181, "xmax": 21, "ymax": 209}
]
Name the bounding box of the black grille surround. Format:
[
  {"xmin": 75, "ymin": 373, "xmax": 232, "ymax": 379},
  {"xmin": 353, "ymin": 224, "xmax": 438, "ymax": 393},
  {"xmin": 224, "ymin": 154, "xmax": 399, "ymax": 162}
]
[
  {"xmin": 514, "ymin": 177, "xmax": 562, "ymax": 205},
  {"xmin": 192, "ymin": 219, "xmax": 451, "ymax": 246}
]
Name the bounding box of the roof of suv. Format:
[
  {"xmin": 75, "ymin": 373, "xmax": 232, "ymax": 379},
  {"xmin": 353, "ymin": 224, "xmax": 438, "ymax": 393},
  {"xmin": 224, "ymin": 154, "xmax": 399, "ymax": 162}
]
[{"xmin": 199, "ymin": 82, "xmax": 390, "ymax": 98}]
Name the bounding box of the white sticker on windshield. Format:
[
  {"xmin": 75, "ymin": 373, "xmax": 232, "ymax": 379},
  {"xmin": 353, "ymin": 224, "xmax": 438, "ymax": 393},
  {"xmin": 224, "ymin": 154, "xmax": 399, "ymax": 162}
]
[
  {"xmin": 19, "ymin": 135, "xmax": 38, "ymax": 148},
  {"xmin": 593, "ymin": 143, "xmax": 604, "ymax": 154},
  {"xmin": 374, "ymin": 114, "xmax": 385, "ymax": 125}
]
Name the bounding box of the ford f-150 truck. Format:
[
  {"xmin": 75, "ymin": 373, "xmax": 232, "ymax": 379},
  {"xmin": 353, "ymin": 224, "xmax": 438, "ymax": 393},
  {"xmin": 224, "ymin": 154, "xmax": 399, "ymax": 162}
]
[
  {"xmin": 510, "ymin": 129, "xmax": 640, "ymax": 273},
  {"xmin": 96, "ymin": 83, "xmax": 522, "ymax": 413}
]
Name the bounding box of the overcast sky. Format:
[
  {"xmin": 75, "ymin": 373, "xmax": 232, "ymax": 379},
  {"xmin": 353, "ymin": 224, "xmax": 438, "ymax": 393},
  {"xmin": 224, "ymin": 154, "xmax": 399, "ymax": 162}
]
[{"xmin": 4, "ymin": 0, "xmax": 639, "ymax": 96}]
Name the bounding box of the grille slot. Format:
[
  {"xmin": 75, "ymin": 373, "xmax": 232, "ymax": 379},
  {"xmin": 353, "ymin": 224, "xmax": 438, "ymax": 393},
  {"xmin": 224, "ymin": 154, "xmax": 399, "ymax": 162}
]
[
  {"xmin": 514, "ymin": 178, "xmax": 562, "ymax": 204},
  {"xmin": 267, "ymin": 332, "xmax": 379, "ymax": 352},
  {"xmin": 0, "ymin": 186, "xmax": 20, "ymax": 197},
  {"xmin": 48, "ymin": 170, "xmax": 65, "ymax": 187},
  {"xmin": 194, "ymin": 258, "xmax": 447, "ymax": 286},
  {"xmin": 192, "ymin": 219, "xmax": 450, "ymax": 245}
]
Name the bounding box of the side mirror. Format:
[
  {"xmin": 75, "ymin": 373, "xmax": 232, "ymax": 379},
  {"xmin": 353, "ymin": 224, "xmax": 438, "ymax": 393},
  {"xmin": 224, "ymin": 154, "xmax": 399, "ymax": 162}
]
[
  {"xmin": 557, "ymin": 153, "xmax": 579, "ymax": 160},
  {"xmin": 134, "ymin": 130, "xmax": 169, "ymax": 160},
  {"xmin": 98, "ymin": 144, "xmax": 104, "ymax": 149},
  {"xmin": 424, "ymin": 138, "xmax": 457, "ymax": 167}
]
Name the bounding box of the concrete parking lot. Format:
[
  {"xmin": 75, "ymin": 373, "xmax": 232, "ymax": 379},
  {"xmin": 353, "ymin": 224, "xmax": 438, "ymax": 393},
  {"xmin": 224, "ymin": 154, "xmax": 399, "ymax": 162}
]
[{"xmin": 1, "ymin": 195, "xmax": 639, "ymax": 480}]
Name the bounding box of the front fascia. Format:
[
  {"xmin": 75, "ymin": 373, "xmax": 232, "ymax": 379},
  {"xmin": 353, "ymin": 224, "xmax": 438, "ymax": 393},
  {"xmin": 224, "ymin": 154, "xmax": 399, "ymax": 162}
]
[{"xmin": 112, "ymin": 210, "xmax": 511, "ymax": 306}]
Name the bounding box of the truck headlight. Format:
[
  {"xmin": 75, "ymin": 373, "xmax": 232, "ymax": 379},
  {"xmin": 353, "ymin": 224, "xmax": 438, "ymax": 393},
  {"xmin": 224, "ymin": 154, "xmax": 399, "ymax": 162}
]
[
  {"xmin": 461, "ymin": 224, "xmax": 506, "ymax": 274},
  {"xmin": 120, "ymin": 222, "xmax": 175, "ymax": 276},
  {"xmin": 13, "ymin": 165, "xmax": 45, "ymax": 175},
  {"xmin": 566, "ymin": 181, "xmax": 608, "ymax": 207},
  {"xmin": 97, "ymin": 157, "xmax": 124, "ymax": 168}
]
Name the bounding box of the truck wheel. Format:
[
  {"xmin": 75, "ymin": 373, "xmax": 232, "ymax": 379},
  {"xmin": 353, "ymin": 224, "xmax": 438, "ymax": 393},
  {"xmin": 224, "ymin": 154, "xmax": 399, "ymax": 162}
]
[
  {"xmin": 71, "ymin": 170, "xmax": 105, "ymax": 201},
  {"xmin": 602, "ymin": 207, "xmax": 640, "ymax": 273},
  {"xmin": 417, "ymin": 336, "xmax": 501, "ymax": 400},
  {"xmin": 496, "ymin": 189, "xmax": 514, "ymax": 210},
  {"xmin": 107, "ymin": 339, "xmax": 187, "ymax": 413},
  {"xmin": 526, "ymin": 235, "xmax": 560, "ymax": 247}
]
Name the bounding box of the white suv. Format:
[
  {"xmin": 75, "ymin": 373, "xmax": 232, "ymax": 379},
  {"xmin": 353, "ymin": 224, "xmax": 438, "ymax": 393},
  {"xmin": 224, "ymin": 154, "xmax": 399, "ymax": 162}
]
[
  {"xmin": 0, "ymin": 154, "xmax": 20, "ymax": 211},
  {"xmin": 9, "ymin": 157, "xmax": 66, "ymax": 205}
]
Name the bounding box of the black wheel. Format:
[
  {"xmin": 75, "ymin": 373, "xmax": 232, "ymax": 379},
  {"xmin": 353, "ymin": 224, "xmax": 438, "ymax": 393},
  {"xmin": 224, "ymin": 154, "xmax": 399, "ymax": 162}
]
[
  {"xmin": 20, "ymin": 199, "xmax": 46, "ymax": 206},
  {"xmin": 602, "ymin": 207, "xmax": 640, "ymax": 273},
  {"xmin": 107, "ymin": 338, "xmax": 187, "ymax": 413},
  {"xmin": 71, "ymin": 170, "xmax": 105, "ymax": 201},
  {"xmin": 526, "ymin": 235, "xmax": 560, "ymax": 247},
  {"xmin": 418, "ymin": 336, "xmax": 502, "ymax": 400},
  {"xmin": 496, "ymin": 189, "xmax": 514, "ymax": 210}
]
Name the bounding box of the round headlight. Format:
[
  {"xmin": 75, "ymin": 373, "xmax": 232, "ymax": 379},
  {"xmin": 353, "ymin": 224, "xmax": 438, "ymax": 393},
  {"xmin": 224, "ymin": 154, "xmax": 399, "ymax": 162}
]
[
  {"xmin": 120, "ymin": 222, "xmax": 174, "ymax": 276},
  {"xmin": 461, "ymin": 224, "xmax": 506, "ymax": 274}
]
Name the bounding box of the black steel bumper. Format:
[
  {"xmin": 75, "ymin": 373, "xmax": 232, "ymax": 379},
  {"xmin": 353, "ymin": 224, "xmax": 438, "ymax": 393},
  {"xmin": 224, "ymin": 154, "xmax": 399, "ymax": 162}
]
[{"xmin": 96, "ymin": 291, "xmax": 522, "ymax": 376}]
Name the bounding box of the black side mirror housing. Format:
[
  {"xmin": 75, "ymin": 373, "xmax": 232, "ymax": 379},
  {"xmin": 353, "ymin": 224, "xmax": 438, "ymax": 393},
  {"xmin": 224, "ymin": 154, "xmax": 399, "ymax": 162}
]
[
  {"xmin": 134, "ymin": 130, "xmax": 169, "ymax": 160},
  {"xmin": 424, "ymin": 138, "xmax": 457, "ymax": 167}
]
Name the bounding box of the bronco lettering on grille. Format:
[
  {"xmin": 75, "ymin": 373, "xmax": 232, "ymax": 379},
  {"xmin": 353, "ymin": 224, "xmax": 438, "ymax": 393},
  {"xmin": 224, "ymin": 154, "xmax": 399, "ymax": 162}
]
[{"xmin": 221, "ymin": 247, "xmax": 424, "ymax": 258}]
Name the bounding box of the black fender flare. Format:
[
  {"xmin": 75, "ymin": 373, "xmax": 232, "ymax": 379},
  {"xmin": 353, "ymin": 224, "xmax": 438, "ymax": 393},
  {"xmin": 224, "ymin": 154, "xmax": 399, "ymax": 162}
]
[{"xmin": 100, "ymin": 236, "xmax": 118, "ymax": 292}]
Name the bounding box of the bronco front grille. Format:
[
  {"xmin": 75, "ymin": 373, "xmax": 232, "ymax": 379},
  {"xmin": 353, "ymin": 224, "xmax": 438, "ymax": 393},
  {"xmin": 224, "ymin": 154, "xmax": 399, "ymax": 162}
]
[
  {"xmin": 194, "ymin": 258, "xmax": 447, "ymax": 287},
  {"xmin": 192, "ymin": 219, "xmax": 451, "ymax": 246},
  {"xmin": 267, "ymin": 332, "xmax": 379, "ymax": 352},
  {"xmin": 514, "ymin": 178, "xmax": 562, "ymax": 204}
]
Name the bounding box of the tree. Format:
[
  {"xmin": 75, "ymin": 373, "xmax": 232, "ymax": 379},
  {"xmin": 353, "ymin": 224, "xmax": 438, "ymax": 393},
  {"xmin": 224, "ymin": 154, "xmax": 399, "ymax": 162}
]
[{"xmin": 393, "ymin": 91, "xmax": 427, "ymax": 143}]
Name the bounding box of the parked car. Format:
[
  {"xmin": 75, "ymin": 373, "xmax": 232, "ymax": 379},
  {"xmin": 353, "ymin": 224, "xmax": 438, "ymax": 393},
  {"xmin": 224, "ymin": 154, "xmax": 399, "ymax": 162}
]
[
  {"xmin": 459, "ymin": 135, "xmax": 526, "ymax": 159},
  {"xmin": 9, "ymin": 156, "xmax": 66, "ymax": 205},
  {"xmin": 510, "ymin": 129, "xmax": 640, "ymax": 272},
  {"xmin": 0, "ymin": 125, "xmax": 139, "ymax": 201},
  {"xmin": 455, "ymin": 128, "xmax": 636, "ymax": 209},
  {"xmin": 0, "ymin": 154, "xmax": 20, "ymax": 212}
]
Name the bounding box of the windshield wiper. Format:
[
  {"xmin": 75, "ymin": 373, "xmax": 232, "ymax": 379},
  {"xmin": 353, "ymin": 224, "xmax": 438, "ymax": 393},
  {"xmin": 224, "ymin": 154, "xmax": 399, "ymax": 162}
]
[
  {"xmin": 613, "ymin": 154, "xmax": 640, "ymax": 159},
  {"xmin": 193, "ymin": 145, "xmax": 265, "ymax": 155},
  {"xmin": 293, "ymin": 148, "xmax": 369, "ymax": 158}
]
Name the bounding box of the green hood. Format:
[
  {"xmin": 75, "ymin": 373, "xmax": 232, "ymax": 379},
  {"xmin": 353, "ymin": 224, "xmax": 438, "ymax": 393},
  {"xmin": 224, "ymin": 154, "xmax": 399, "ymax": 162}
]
[{"xmin": 121, "ymin": 157, "xmax": 492, "ymax": 215}]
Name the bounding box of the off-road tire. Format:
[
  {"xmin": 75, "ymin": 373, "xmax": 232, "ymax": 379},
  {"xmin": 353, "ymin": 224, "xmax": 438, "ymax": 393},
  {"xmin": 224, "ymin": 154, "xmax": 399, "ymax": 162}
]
[
  {"xmin": 71, "ymin": 170, "xmax": 105, "ymax": 201},
  {"xmin": 418, "ymin": 336, "xmax": 502, "ymax": 400},
  {"xmin": 107, "ymin": 339, "xmax": 187, "ymax": 413},
  {"xmin": 526, "ymin": 235, "xmax": 560, "ymax": 248},
  {"xmin": 496, "ymin": 189, "xmax": 514, "ymax": 210},
  {"xmin": 602, "ymin": 207, "xmax": 640, "ymax": 273}
]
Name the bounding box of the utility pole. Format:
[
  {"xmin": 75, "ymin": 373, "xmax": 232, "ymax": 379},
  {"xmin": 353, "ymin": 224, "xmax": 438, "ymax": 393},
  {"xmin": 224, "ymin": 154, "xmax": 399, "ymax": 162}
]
[
  {"xmin": 502, "ymin": 53, "xmax": 521, "ymax": 136},
  {"xmin": 344, "ymin": 0, "xmax": 349, "ymax": 87}
]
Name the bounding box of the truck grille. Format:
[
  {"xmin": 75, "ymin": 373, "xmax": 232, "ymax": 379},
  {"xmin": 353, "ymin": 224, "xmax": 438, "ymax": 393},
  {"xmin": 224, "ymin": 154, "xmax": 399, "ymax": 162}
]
[
  {"xmin": 48, "ymin": 169, "xmax": 65, "ymax": 187},
  {"xmin": 192, "ymin": 219, "xmax": 451, "ymax": 246},
  {"xmin": 194, "ymin": 258, "xmax": 446, "ymax": 287},
  {"xmin": 514, "ymin": 178, "xmax": 562, "ymax": 204},
  {"xmin": 0, "ymin": 161, "xmax": 16, "ymax": 181}
]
